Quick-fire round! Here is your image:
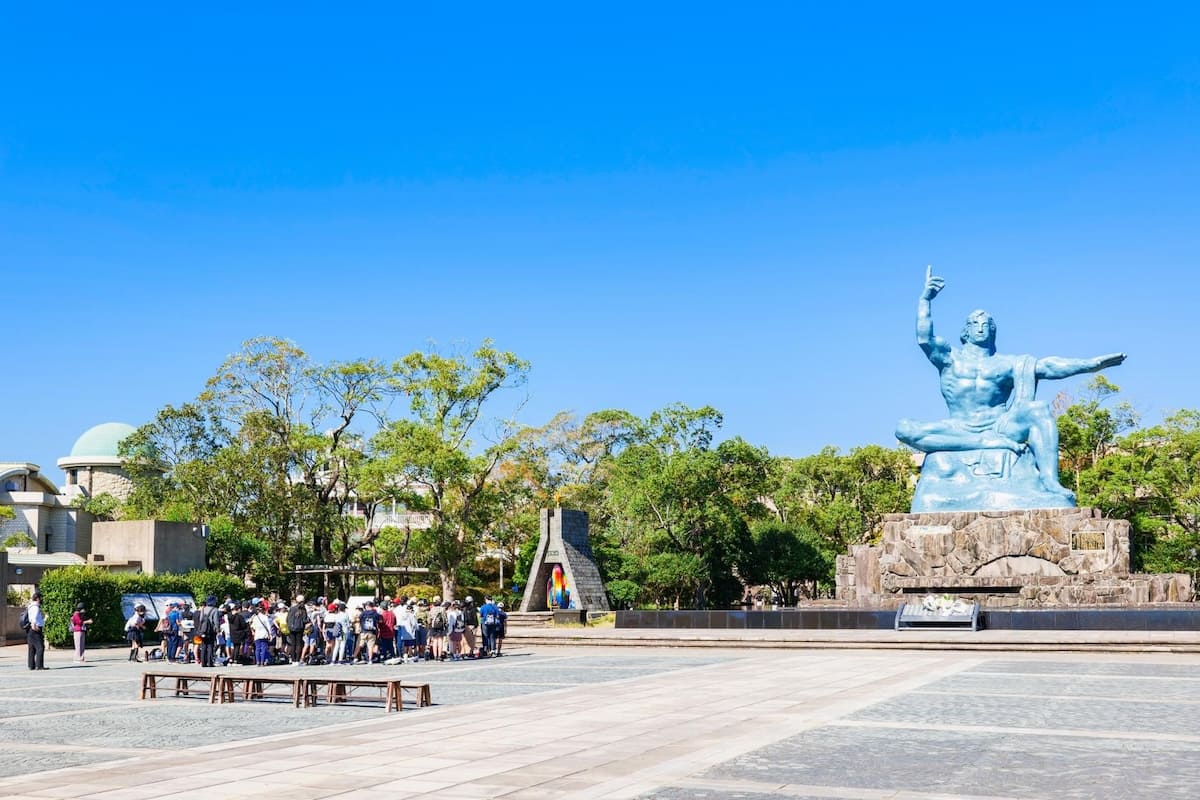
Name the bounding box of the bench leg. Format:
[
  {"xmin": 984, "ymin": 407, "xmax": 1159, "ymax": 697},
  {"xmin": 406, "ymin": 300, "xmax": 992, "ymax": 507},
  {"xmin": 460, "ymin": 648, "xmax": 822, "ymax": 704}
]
[{"xmin": 386, "ymin": 684, "xmax": 401, "ymax": 712}]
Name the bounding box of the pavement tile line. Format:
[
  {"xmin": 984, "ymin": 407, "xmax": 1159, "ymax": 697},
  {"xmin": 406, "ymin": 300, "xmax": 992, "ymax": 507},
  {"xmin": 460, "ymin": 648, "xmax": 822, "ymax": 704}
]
[
  {"xmin": 962, "ymin": 669, "xmax": 1200, "ymax": 682},
  {"xmin": 909, "ymin": 688, "xmax": 1200, "ymax": 706},
  {"xmin": 663, "ymin": 775, "xmax": 1032, "ymax": 800},
  {"xmin": 832, "ymin": 718, "xmax": 1200, "ymax": 743}
]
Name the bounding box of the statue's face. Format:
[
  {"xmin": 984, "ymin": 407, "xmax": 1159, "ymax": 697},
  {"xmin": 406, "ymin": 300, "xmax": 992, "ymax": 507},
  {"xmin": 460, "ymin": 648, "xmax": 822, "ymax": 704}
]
[{"xmin": 960, "ymin": 310, "xmax": 996, "ymax": 347}]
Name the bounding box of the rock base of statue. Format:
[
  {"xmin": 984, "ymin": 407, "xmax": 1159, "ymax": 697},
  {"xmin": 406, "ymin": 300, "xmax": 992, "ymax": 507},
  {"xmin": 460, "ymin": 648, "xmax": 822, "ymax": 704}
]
[
  {"xmin": 912, "ymin": 448, "xmax": 1073, "ymax": 513},
  {"xmin": 835, "ymin": 507, "xmax": 1191, "ymax": 608}
]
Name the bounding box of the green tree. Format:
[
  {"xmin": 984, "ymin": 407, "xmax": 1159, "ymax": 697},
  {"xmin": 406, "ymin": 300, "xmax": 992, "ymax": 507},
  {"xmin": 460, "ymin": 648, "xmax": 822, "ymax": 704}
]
[
  {"xmin": 122, "ymin": 338, "xmax": 401, "ymax": 593},
  {"xmin": 770, "ymin": 444, "xmax": 915, "ymax": 552},
  {"xmin": 370, "ymin": 341, "xmax": 530, "ymax": 600},
  {"xmin": 737, "ymin": 520, "xmax": 833, "ymax": 604},
  {"xmin": 1080, "ymin": 409, "xmax": 1200, "ymax": 582},
  {"xmin": 603, "ymin": 405, "xmax": 771, "ymax": 609},
  {"xmin": 1056, "ymin": 376, "xmax": 1139, "ymax": 495}
]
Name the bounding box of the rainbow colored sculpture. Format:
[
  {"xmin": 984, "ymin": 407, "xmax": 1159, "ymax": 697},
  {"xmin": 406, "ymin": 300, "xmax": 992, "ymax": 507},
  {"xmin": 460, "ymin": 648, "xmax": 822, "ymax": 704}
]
[{"xmin": 547, "ymin": 564, "xmax": 571, "ymax": 610}]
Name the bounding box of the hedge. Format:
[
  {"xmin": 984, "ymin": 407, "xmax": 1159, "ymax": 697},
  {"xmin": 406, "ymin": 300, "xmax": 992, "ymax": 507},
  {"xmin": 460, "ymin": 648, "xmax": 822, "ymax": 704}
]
[{"xmin": 38, "ymin": 566, "xmax": 244, "ymax": 648}]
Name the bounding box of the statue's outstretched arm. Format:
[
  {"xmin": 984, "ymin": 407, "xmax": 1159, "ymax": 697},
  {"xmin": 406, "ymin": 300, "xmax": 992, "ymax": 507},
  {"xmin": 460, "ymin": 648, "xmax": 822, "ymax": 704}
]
[
  {"xmin": 917, "ymin": 266, "xmax": 950, "ymax": 367},
  {"xmin": 1036, "ymin": 352, "xmax": 1126, "ymax": 380}
]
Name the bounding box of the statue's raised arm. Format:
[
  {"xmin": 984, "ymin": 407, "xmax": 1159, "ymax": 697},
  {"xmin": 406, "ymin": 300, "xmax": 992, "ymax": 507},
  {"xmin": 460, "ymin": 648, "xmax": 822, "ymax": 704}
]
[{"xmin": 916, "ymin": 266, "xmax": 950, "ymax": 367}]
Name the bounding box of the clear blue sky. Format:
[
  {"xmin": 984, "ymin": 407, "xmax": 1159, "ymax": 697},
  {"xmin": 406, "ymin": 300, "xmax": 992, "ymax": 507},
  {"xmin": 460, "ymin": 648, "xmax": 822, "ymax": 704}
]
[{"xmin": 3, "ymin": 6, "xmax": 1198, "ymax": 483}]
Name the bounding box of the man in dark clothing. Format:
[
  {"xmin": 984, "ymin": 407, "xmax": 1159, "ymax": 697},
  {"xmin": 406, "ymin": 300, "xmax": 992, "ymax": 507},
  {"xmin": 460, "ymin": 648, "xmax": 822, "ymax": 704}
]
[
  {"xmin": 26, "ymin": 592, "xmax": 46, "ymax": 670},
  {"xmin": 195, "ymin": 596, "xmax": 221, "ymax": 667},
  {"xmin": 286, "ymin": 595, "xmax": 308, "ymax": 662},
  {"xmin": 462, "ymin": 596, "xmax": 480, "ymax": 658},
  {"xmin": 228, "ymin": 602, "xmax": 250, "ymax": 664}
]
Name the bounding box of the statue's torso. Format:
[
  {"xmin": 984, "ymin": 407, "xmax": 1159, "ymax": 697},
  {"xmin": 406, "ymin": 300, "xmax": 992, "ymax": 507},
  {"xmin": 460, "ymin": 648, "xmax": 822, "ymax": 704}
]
[{"xmin": 940, "ymin": 350, "xmax": 1016, "ymax": 421}]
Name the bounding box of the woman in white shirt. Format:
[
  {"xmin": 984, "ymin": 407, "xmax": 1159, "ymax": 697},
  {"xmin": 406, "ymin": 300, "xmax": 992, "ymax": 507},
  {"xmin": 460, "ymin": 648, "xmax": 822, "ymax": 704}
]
[{"xmin": 250, "ymin": 608, "xmax": 273, "ymax": 667}]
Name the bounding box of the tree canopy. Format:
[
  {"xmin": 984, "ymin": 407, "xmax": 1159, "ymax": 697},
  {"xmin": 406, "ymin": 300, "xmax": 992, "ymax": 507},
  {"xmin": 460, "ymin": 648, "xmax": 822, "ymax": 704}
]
[{"xmin": 111, "ymin": 340, "xmax": 1200, "ymax": 607}]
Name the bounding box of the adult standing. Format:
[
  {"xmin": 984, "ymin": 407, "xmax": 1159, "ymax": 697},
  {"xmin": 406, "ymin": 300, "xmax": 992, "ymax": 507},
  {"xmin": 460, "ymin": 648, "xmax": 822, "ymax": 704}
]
[
  {"xmin": 165, "ymin": 601, "xmax": 183, "ymax": 663},
  {"xmin": 286, "ymin": 594, "xmax": 307, "ymax": 662},
  {"xmin": 70, "ymin": 602, "xmax": 93, "ymax": 663},
  {"xmin": 397, "ymin": 602, "xmax": 418, "ymax": 661},
  {"xmin": 461, "ymin": 596, "xmax": 479, "ymax": 659},
  {"xmin": 324, "ymin": 600, "xmax": 348, "ymax": 664},
  {"xmin": 378, "ymin": 600, "xmax": 397, "ymax": 662},
  {"xmin": 357, "ymin": 600, "xmax": 382, "ymax": 664},
  {"xmin": 228, "ymin": 602, "xmax": 250, "ymax": 665},
  {"xmin": 478, "ymin": 596, "xmax": 499, "ymax": 658},
  {"xmin": 494, "ymin": 601, "xmax": 508, "ymax": 656},
  {"xmin": 250, "ymin": 604, "xmax": 273, "ymax": 666},
  {"xmin": 446, "ymin": 600, "xmax": 465, "ymax": 661},
  {"xmin": 194, "ymin": 596, "xmax": 221, "ymax": 668},
  {"xmin": 415, "ymin": 598, "xmax": 430, "ymax": 660},
  {"xmin": 27, "ymin": 592, "xmax": 46, "ymax": 670}
]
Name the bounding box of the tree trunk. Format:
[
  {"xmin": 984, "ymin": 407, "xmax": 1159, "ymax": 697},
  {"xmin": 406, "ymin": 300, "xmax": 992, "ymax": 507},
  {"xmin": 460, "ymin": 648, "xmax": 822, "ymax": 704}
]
[{"xmin": 441, "ymin": 571, "xmax": 457, "ymax": 602}]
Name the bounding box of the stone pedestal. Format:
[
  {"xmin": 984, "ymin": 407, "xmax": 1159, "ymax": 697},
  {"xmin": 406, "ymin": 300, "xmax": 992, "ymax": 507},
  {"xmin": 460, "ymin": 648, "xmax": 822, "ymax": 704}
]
[{"xmin": 836, "ymin": 508, "xmax": 1191, "ymax": 608}]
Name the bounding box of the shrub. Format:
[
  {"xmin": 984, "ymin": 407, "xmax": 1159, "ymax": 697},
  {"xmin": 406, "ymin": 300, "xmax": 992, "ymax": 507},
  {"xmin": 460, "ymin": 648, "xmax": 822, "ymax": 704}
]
[
  {"xmin": 388, "ymin": 582, "xmax": 494, "ymax": 604},
  {"xmin": 37, "ymin": 566, "xmax": 245, "ymax": 648}
]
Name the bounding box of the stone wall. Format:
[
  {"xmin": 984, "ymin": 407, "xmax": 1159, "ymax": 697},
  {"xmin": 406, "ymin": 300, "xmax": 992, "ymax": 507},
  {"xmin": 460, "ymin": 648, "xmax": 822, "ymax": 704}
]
[
  {"xmin": 836, "ymin": 508, "xmax": 1192, "ymax": 608},
  {"xmin": 83, "ymin": 467, "xmax": 135, "ymax": 502}
]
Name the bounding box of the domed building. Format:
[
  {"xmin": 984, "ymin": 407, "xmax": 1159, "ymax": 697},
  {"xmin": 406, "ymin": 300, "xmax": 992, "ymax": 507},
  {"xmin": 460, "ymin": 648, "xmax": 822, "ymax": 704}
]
[
  {"xmin": 57, "ymin": 421, "xmax": 139, "ymax": 501},
  {"xmin": 0, "ymin": 422, "xmax": 203, "ymax": 597}
]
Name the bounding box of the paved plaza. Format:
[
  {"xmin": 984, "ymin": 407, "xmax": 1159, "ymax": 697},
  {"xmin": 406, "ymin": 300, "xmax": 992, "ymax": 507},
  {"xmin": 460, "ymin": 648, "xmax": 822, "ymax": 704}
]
[{"xmin": 0, "ymin": 641, "xmax": 1197, "ymax": 798}]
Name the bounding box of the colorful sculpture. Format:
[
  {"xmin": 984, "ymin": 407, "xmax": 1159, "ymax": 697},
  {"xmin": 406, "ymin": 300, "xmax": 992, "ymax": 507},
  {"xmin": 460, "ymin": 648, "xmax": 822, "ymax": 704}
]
[{"xmin": 546, "ymin": 564, "xmax": 571, "ymax": 610}]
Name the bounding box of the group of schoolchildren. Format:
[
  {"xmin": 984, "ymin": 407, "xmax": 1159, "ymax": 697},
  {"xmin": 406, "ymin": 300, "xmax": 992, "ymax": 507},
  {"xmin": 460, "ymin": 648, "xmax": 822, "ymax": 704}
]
[{"xmin": 130, "ymin": 592, "xmax": 510, "ymax": 667}]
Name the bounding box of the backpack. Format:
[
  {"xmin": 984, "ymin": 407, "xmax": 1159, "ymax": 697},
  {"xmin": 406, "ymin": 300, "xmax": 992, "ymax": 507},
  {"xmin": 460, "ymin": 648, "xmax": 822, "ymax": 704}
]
[
  {"xmin": 18, "ymin": 609, "xmax": 30, "ymax": 631},
  {"xmin": 361, "ymin": 612, "xmax": 377, "ymax": 632},
  {"xmin": 431, "ymin": 608, "xmax": 447, "ymax": 633},
  {"xmin": 195, "ymin": 607, "xmax": 218, "ymax": 638},
  {"xmin": 463, "ymin": 606, "xmax": 478, "ymax": 626},
  {"xmin": 287, "ymin": 604, "xmax": 307, "ymax": 633},
  {"xmin": 484, "ymin": 611, "xmax": 498, "ymax": 626},
  {"xmin": 276, "ymin": 613, "xmax": 290, "ymax": 635},
  {"xmin": 452, "ymin": 614, "xmax": 465, "ymax": 633}
]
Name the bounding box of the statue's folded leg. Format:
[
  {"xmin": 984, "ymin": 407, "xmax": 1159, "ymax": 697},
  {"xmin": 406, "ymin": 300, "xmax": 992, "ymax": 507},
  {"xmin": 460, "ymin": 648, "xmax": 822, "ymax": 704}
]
[{"xmin": 896, "ymin": 419, "xmax": 1023, "ymax": 454}]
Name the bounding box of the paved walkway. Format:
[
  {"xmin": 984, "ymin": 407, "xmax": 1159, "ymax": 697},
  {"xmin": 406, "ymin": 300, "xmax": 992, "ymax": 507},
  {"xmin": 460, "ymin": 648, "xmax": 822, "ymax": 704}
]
[
  {"xmin": 506, "ymin": 625, "xmax": 1200, "ymax": 651},
  {"xmin": 1, "ymin": 641, "xmax": 1198, "ymax": 798}
]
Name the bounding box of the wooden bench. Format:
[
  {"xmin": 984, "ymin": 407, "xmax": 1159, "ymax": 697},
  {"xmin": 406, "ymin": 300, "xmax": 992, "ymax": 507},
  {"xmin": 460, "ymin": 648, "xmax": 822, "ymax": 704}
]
[
  {"xmin": 228, "ymin": 675, "xmax": 305, "ymax": 707},
  {"xmin": 398, "ymin": 682, "xmax": 432, "ymax": 708},
  {"xmin": 299, "ymin": 678, "xmax": 417, "ymax": 712},
  {"xmin": 139, "ymin": 671, "xmax": 227, "ymax": 703}
]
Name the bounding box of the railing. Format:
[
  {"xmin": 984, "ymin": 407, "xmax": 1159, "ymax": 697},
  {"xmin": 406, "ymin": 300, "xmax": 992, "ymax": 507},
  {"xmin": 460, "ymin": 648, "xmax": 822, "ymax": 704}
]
[{"xmin": 363, "ymin": 510, "xmax": 433, "ymax": 530}]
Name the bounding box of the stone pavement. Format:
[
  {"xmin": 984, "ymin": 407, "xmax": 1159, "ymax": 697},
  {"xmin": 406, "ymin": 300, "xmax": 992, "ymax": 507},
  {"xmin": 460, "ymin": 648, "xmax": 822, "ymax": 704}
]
[
  {"xmin": 506, "ymin": 625, "xmax": 1200, "ymax": 652},
  {"xmin": 0, "ymin": 640, "xmax": 1197, "ymax": 798}
]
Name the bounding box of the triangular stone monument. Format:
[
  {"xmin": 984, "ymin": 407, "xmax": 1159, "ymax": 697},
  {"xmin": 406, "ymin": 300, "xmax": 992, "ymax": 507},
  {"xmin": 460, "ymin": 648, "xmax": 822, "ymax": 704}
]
[{"xmin": 519, "ymin": 508, "xmax": 610, "ymax": 612}]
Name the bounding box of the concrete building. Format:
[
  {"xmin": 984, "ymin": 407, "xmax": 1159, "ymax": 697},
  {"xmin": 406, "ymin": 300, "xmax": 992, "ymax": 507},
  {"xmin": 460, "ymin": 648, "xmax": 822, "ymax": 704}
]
[{"xmin": 1, "ymin": 422, "xmax": 205, "ymax": 584}]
